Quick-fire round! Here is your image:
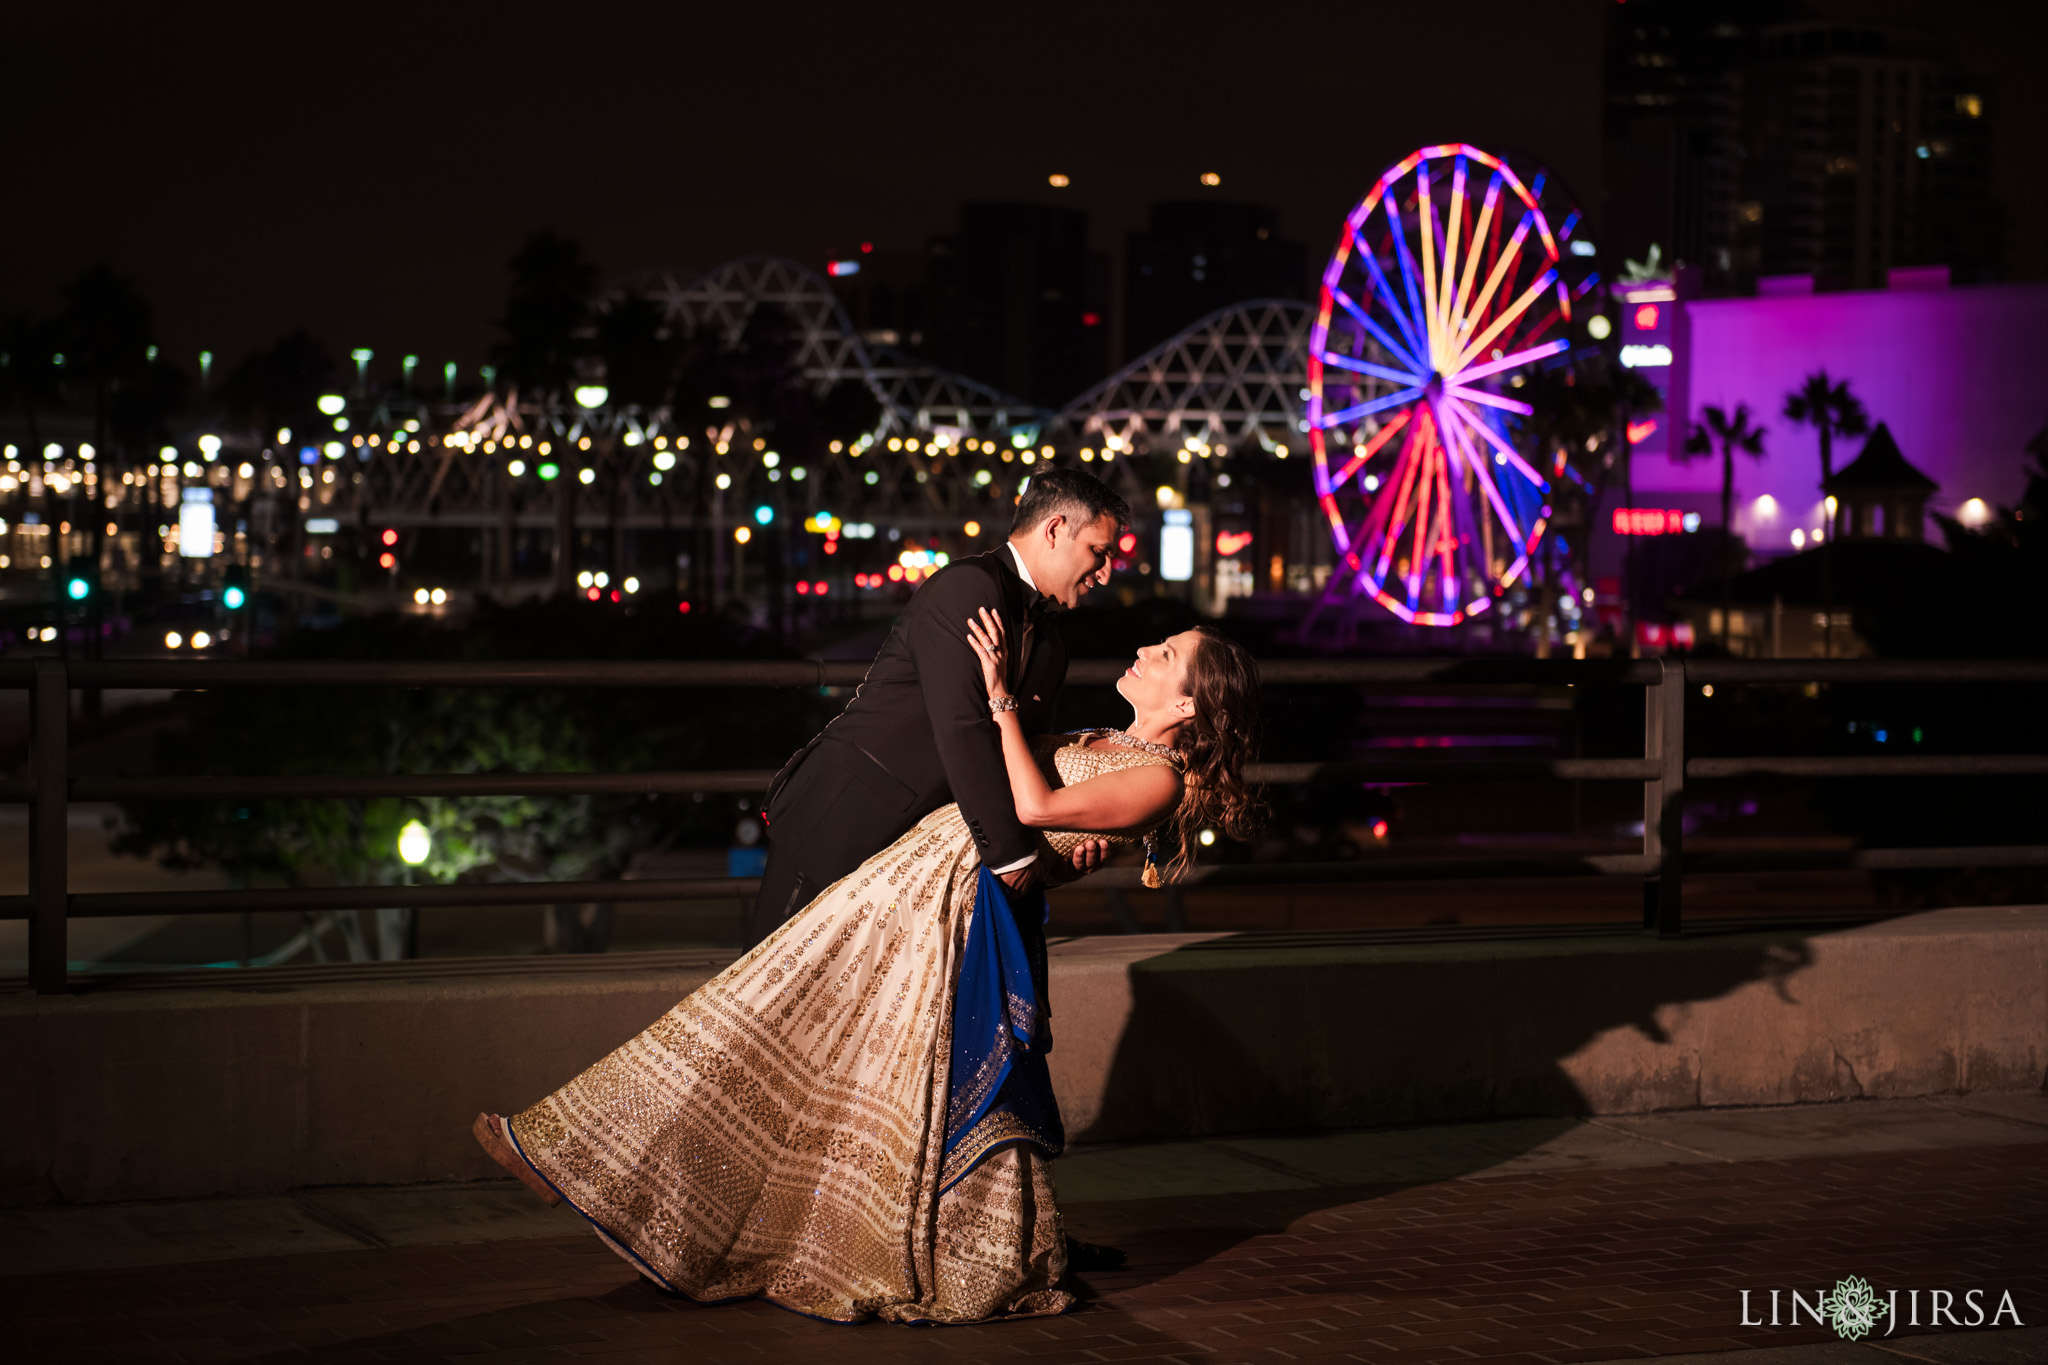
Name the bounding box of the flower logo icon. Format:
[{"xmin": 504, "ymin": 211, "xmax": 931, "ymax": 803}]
[{"xmin": 1819, "ymin": 1276, "xmax": 1886, "ymax": 1341}]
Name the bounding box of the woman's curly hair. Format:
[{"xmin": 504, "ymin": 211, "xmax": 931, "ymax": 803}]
[{"xmin": 1162, "ymin": 626, "xmax": 1263, "ymax": 881}]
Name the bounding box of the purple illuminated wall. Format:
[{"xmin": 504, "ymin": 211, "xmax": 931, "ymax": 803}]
[{"xmin": 1630, "ymin": 281, "xmax": 2048, "ymax": 551}]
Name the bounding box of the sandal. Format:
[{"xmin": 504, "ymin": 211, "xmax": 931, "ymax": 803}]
[{"xmin": 473, "ymin": 1112, "xmax": 562, "ymax": 1207}]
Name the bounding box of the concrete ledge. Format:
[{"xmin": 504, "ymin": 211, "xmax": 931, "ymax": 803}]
[
  {"xmin": 1044, "ymin": 906, "xmax": 2048, "ymax": 1142},
  {"xmin": 4, "ymin": 908, "xmax": 2044, "ymax": 1205}
]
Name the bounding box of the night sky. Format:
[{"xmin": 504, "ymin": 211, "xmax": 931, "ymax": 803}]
[{"xmin": 8, "ymin": 1, "xmax": 2042, "ymax": 387}]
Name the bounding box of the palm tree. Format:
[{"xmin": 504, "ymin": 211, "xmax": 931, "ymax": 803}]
[
  {"xmin": 1683, "ymin": 403, "xmax": 1768, "ymax": 649},
  {"xmin": 1782, "ymin": 370, "xmax": 1868, "ymax": 514},
  {"xmin": 1782, "ymin": 370, "xmax": 1868, "ymax": 655}
]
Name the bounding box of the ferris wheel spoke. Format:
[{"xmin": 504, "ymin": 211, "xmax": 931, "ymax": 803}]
[
  {"xmin": 1448, "ymin": 171, "xmax": 1503, "ymax": 339},
  {"xmin": 1382, "ymin": 204, "xmax": 1433, "ymax": 370},
  {"xmin": 1451, "ymin": 266, "xmax": 1558, "ymax": 375},
  {"xmin": 1452, "ymin": 338, "xmax": 1570, "ymax": 385},
  {"xmin": 1371, "ymin": 414, "xmax": 1431, "ymax": 587},
  {"xmin": 1437, "ymin": 158, "xmax": 1469, "ymax": 349},
  {"xmin": 1349, "ymin": 239, "xmax": 1428, "ymax": 370},
  {"xmin": 1415, "ymin": 162, "xmax": 1444, "ymax": 365},
  {"xmin": 1445, "ymin": 392, "xmax": 1547, "ymax": 488},
  {"xmin": 1319, "ymin": 350, "xmax": 1423, "ymax": 387},
  {"xmin": 1445, "ymin": 384, "xmax": 1534, "ymax": 417},
  {"xmin": 1438, "ymin": 400, "xmax": 1530, "ymax": 547},
  {"xmin": 1319, "ymin": 386, "xmax": 1425, "ymax": 429},
  {"xmin": 1453, "ymin": 212, "xmax": 1534, "ymax": 349},
  {"xmin": 1326, "ymin": 408, "xmax": 1411, "ymax": 490}
]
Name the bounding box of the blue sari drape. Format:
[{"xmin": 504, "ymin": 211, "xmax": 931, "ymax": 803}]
[{"xmin": 939, "ymin": 865, "xmax": 1064, "ymax": 1191}]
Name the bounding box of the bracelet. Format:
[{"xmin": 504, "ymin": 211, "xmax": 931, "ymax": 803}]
[{"xmin": 989, "ymin": 696, "xmax": 1019, "ymax": 713}]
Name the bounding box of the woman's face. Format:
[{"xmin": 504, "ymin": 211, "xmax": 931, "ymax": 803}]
[{"xmin": 1114, "ymin": 629, "xmax": 1203, "ymax": 718}]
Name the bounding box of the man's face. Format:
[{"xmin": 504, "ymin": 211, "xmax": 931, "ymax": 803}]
[{"xmin": 1041, "ymin": 512, "xmax": 1120, "ymax": 609}]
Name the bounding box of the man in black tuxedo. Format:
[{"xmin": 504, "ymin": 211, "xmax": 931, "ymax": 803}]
[{"xmin": 749, "ymin": 466, "xmax": 1131, "ymax": 946}]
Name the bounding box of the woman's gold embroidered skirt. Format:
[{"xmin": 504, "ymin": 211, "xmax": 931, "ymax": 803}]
[{"xmin": 509, "ymin": 806, "xmax": 1072, "ymax": 1323}]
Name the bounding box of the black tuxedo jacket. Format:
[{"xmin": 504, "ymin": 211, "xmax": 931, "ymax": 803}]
[{"xmin": 763, "ymin": 548, "xmax": 1065, "ymax": 888}]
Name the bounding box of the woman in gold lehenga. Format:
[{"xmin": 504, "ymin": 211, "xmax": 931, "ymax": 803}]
[{"xmin": 474, "ymin": 619, "xmax": 1259, "ymax": 1324}]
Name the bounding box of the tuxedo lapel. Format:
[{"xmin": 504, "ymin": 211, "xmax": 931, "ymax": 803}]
[{"xmin": 987, "ymin": 549, "xmax": 1036, "ymax": 694}]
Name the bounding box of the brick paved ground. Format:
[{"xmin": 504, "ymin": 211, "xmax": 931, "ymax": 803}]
[{"xmin": 7, "ymin": 1133, "xmax": 2043, "ymax": 1364}]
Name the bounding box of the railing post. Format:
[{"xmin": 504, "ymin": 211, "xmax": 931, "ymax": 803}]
[
  {"xmin": 1641, "ymin": 657, "xmax": 1686, "ymax": 936},
  {"xmin": 30, "ymin": 656, "xmax": 70, "ymax": 994}
]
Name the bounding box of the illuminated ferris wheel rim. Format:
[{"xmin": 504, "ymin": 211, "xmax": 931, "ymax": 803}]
[{"xmin": 1307, "ymin": 142, "xmax": 1590, "ymax": 627}]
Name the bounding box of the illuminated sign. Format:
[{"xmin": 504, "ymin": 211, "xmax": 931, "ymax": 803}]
[
  {"xmin": 826, "ymin": 260, "xmax": 861, "ymax": 277},
  {"xmin": 1633, "ymin": 303, "xmax": 1660, "ymax": 331},
  {"xmin": 1613, "ymin": 508, "xmax": 1702, "ymax": 536},
  {"xmin": 1214, "ymin": 530, "xmax": 1254, "ymax": 557},
  {"xmin": 304, "ymin": 518, "xmax": 340, "ymax": 534},
  {"xmin": 1160, "ymin": 509, "xmax": 1194, "ymax": 581},
  {"xmin": 178, "ymin": 487, "xmax": 216, "ymax": 559},
  {"xmin": 1620, "ymin": 344, "xmax": 1673, "ymax": 368},
  {"xmin": 1626, "ymin": 418, "xmax": 1660, "ymax": 445}
]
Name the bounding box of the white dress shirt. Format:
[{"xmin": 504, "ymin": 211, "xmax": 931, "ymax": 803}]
[{"xmin": 989, "ymin": 542, "xmax": 1043, "ymax": 876}]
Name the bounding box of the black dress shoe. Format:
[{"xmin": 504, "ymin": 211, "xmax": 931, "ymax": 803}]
[{"xmin": 1064, "ymin": 1235, "xmax": 1126, "ymax": 1271}]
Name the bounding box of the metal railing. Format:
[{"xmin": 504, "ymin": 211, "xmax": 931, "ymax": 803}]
[{"xmin": 6, "ymin": 654, "xmax": 2047, "ymax": 995}]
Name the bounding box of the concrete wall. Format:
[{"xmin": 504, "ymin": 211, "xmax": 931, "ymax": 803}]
[{"xmin": 4, "ymin": 908, "xmax": 2043, "ymax": 1205}]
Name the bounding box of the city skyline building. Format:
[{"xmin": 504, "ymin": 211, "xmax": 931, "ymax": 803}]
[
  {"xmin": 1601, "ymin": 5, "xmax": 2000, "ymax": 295},
  {"xmin": 920, "ymin": 202, "xmax": 1106, "ymax": 407},
  {"xmin": 1719, "ymin": 20, "xmax": 1998, "ymax": 291},
  {"xmin": 1122, "ymin": 201, "xmax": 1308, "ymax": 359}
]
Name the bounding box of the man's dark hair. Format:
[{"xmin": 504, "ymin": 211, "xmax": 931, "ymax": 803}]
[{"xmin": 1010, "ymin": 465, "xmax": 1130, "ymax": 536}]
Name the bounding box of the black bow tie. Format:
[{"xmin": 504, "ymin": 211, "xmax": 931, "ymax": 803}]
[{"xmin": 1024, "ymin": 595, "xmax": 1053, "ymax": 623}]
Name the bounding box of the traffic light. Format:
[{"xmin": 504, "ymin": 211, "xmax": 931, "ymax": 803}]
[
  {"xmin": 222, "ymin": 565, "xmax": 249, "ymax": 611},
  {"xmin": 62, "ymin": 557, "xmax": 95, "ymax": 603}
]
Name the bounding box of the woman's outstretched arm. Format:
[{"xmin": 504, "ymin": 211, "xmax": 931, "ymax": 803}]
[{"xmin": 967, "ymin": 608, "xmax": 1181, "ymax": 832}]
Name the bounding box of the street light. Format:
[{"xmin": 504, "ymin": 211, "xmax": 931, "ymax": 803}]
[
  {"xmin": 316, "ymin": 394, "xmax": 347, "ymax": 416},
  {"xmin": 397, "ymin": 819, "xmax": 432, "ymax": 865},
  {"xmin": 574, "ymin": 385, "xmax": 609, "ymax": 409}
]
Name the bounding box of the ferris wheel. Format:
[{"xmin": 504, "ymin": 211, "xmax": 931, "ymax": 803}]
[{"xmin": 1309, "ymin": 144, "xmax": 1596, "ymax": 626}]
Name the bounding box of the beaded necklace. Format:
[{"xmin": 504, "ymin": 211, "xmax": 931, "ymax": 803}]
[{"xmin": 1090, "ymin": 727, "xmax": 1186, "ymax": 768}]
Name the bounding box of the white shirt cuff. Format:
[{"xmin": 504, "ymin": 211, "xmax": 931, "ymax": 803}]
[{"xmin": 990, "ymin": 853, "xmax": 1037, "ymax": 875}]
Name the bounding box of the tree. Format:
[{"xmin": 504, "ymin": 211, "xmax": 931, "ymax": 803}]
[
  {"xmin": 215, "ymin": 330, "xmax": 339, "ymax": 443},
  {"xmin": 1682, "ymin": 403, "xmax": 1769, "ymax": 648},
  {"xmin": 1783, "ymin": 370, "xmax": 1869, "ymax": 656},
  {"xmin": 0, "ymin": 313, "xmax": 66, "ymax": 455},
  {"xmin": 1782, "ymin": 369, "xmax": 1869, "ymax": 515},
  {"xmin": 1514, "ymin": 360, "xmax": 1663, "ymax": 650},
  {"xmin": 60, "ymin": 264, "xmax": 154, "ymax": 453},
  {"xmin": 110, "ymin": 600, "xmax": 829, "ymax": 959},
  {"xmin": 492, "ymin": 231, "xmax": 597, "ymax": 400}
]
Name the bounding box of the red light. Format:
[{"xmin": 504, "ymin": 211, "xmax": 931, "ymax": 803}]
[
  {"xmin": 587, "ymin": 587, "xmax": 601, "ymax": 600},
  {"xmin": 860, "ymin": 241, "xmax": 873, "ymax": 254},
  {"xmin": 1081, "ymin": 312, "xmax": 1101, "ymax": 327},
  {"xmin": 1612, "ymin": 508, "xmax": 1689, "ymax": 536},
  {"xmin": 378, "ymin": 552, "xmax": 395, "ymax": 569},
  {"xmin": 795, "ymin": 581, "xmax": 811, "ymax": 595},
  {"xmin": 822, "ymin": 540, "xmax": 837, "ymax": 554},
  {"xmin": 1215, "ymin": 530, "xmax": 1254, "ymax": 556},
  {"xmin": 610, "ymin": 589, "xmax": 622, "ymax": 602},
  {"xmin": 1626, "ymin": 418, "xmax": 1659, "ymax": 444},
  {"xmin": 1633, "ymin": 303, "xmax": 1659, "ymax": 331},
  {"xmin": 815, "ymin": 581, "xmax": 829, "ymax": 595},
  {"xmin": 1637, "ymin": 621, "xmax": 1667, "ymax": 648},
  {"xmin": 678, "ymin": 600, "xmax": 692, "ymax": 614},
  {"xmin": 1370, "ymin": 819, "xmax": 1389, "ymax": 840},
  {"xmin": 1118, "ymin": 532, "xmax": 1138, "ymax": 554},
  {"xmin": 381, "ymin": 529, "xmax": 399, "ymax": 546}
]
